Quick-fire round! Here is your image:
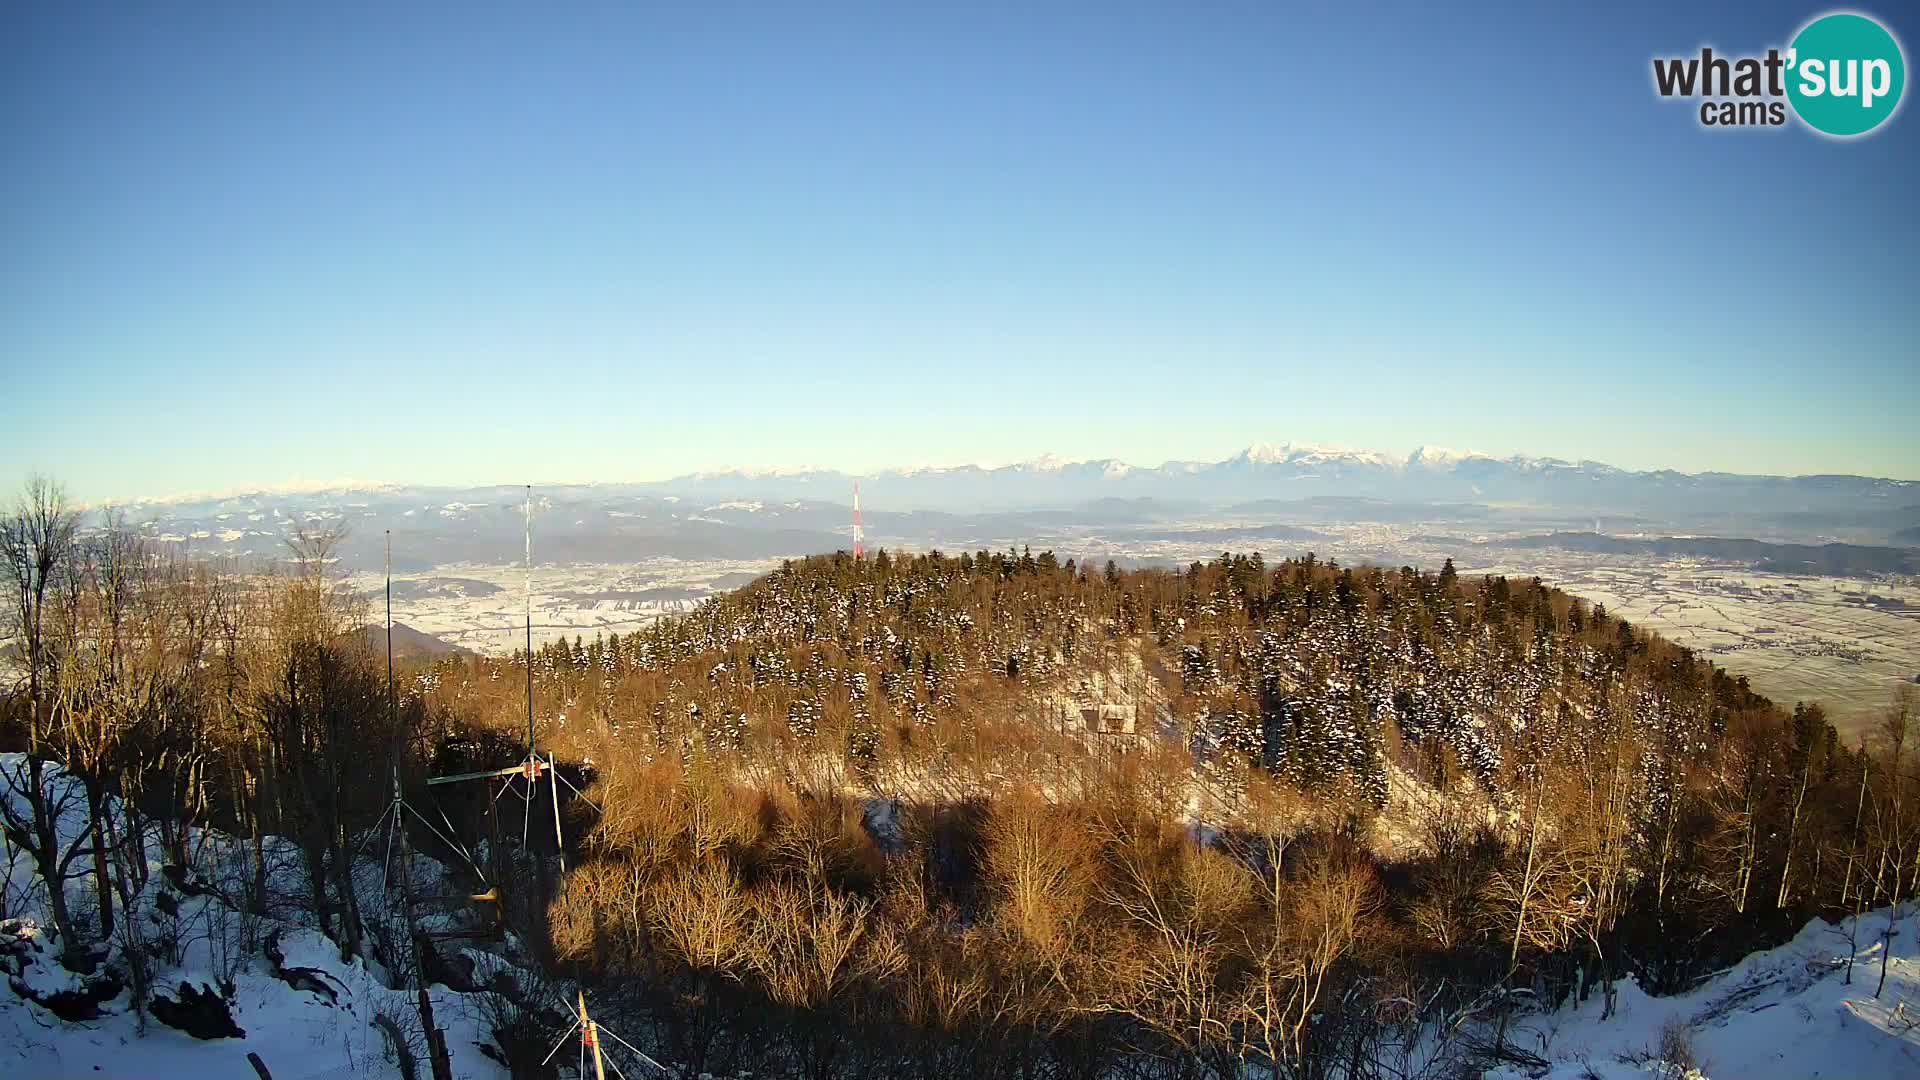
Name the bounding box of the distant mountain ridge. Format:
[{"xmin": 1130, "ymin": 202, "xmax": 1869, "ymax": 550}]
[
  {"xmin": 656, "ymin": 442, "xmax": 1916, "ymax": 515},
  {"xmin": 103, "ymin": 443, "xmax": 1918, "ymax": 544},
  {"xmin": 106, "ymin": 442, "xmax": 1914, "ymax": 518}
]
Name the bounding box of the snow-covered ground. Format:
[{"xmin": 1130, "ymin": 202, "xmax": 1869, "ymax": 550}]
[
  {"xmin": 1486, "ymin": 909, "xmax": 1920, "ymax": 1080},
  {"xmin": 0, "ymin": 754, "xmax": 545, "ymax": 1080},
  {"xmin": 2, "ymin": 917, "xmax": 507, "ymax": 1080},
  {"xmin": 345, "ymin": 558, "xmax": 780, "ymax": 654}
]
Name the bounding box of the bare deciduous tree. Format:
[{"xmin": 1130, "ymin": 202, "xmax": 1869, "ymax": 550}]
[{"xmin": 0, "ymin": 475, "xmax": 90, "ymax": 966}]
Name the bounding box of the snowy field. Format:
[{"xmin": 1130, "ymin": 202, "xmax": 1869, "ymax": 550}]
[
  {"xmin": 347, "ymin": 557, "xmax": 781, "ymax": 654},
  {"xmin": 1441, "ymin": 555, "xmax": 1920, "ymax": 738}
]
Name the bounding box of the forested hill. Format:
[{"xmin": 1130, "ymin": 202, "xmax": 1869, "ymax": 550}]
[
  {"xmin": 457, "ymin": 547, "xmax": 1908, "ymax": 1051},
  {"xmin": 518, "ymin": 547, "xmax": 1807, "ymax": 813}
]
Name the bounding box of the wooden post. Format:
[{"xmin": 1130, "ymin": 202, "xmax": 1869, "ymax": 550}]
[{"xmin": 579, "ymin": 991, "xmax": 606, "ymax": 1080}]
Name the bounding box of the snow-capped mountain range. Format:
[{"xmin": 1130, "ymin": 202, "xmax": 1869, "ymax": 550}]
[
  {"xmin": 105, "ymin": 442, "xmax": 1913, "ymax": 519},
  {"xmin": 655, "ymin": 442, "xmax": 1913, "ymax": 514}
]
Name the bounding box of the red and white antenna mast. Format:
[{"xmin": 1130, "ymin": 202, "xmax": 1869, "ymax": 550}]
[{"xmin": 852, "ymin": 480, "xmax": 865, "ymax": 560}]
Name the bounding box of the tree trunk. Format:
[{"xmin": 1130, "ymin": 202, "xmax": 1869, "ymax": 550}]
[
  {"xmin": 1776, "ymin": 766, "xmax": 1810, "ymax": 910},
  {"xmin": 16, "ymin": 757, "xmax": 87, "ymax": 968},
  {"xmin": 1876, "ymin": 910, "xmax": 1898, "ymax": 997},
  {"xmin": 102, "ymin": 800, "xmax": 150, "ymax": 1029},
  {"xmin": 249, "ymin": 759, "xmax": 270, "ymax": 914},
  {"xmin": 1735, "ymin": 777, "xmax": 1756, "ymax": 915},
  {"xmin": 1510, "ymin": 781, "xmax": 1546, "ymax": 973},
  {"xmin": 1654, "ymin": 787, "xmax": 1679, "ymax": 913},
  {"xmin": 87, "ymin": 783, "xmax": 115, "ymax": 939},
  {"xmin": 333, "ymin": 819, "xmax": 363, "ymax": 963},
  {"xmin": 1842, "ymin": 757, "xmax": 1868, "ymax": 908},
  {"xmin": 303, "ymin": 833, "xmax": 332, "ymax": 937}
]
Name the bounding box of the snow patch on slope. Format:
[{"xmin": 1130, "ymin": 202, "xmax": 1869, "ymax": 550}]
[{"xmin": 1486, "ymin": 908, "xmax": 1920, "ymax": 1080}]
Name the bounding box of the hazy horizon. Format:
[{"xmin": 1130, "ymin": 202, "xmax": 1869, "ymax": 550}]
[{"xmin": 23, "ymin": 435, "xmax": 1920, "ymax": 508}]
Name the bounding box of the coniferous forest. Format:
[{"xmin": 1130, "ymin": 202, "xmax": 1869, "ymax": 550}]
[{"xmin": 5, "ymin": 475, "xmax": 1918, "ymax": 1079}]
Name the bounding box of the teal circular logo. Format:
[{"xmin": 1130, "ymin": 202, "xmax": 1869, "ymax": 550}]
[{"xmin": 1786, "ymin": 13, "xmax": 1906, "ymax": 136}]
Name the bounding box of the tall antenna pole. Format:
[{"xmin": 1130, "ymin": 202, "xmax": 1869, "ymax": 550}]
[
  {"xmin": 525, "ymin": 484, "xmax": 535, "ymax": 760},
  {"xmin": 852, "ymin": 480, "xmax": 865, "ymax": 560},
  {"xmin": 386, "ymin": 530, "xmax": 396, "ymax": 734}
]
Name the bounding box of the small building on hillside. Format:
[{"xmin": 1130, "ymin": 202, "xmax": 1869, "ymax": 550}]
[{"xmin": 1080, "ymin": 703, "xmax": 1137, "ymax": 736}]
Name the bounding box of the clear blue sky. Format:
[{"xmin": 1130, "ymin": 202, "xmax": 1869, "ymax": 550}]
[{"xmin": 3, "ymin": 1, "xmax": 1915, "ymax": 501}]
